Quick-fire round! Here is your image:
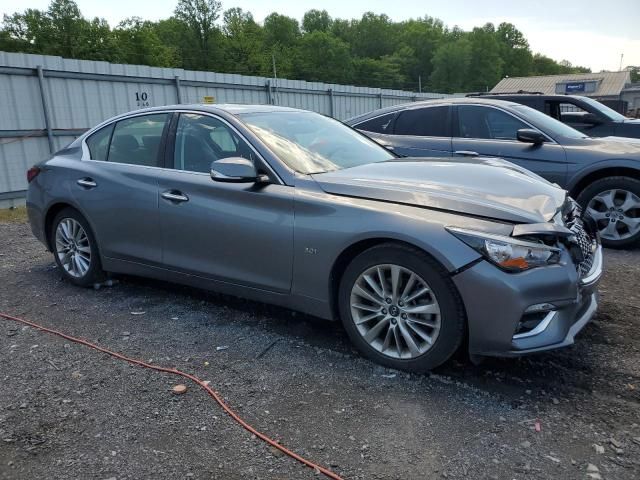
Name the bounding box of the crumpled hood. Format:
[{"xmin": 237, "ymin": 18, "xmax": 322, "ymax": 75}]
[{"xmin": 311, "ymin": 157, "xmax": 567, "ymax": 224}]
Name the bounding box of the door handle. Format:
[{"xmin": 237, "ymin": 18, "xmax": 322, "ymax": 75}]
[
  {"xmin": 77, "ymin": 178, "xmax": 97, "ymax": 188},
  {"xmin": 454, "ymin": 150, "xmax": 479, "ymax": 157},
  {"xmin": 161, "ymin": 190, "xmax": 189, "ymax": 203},
  {"xmin": 381, "ymin": 144, "xmax": 395, "ymax": 151}
]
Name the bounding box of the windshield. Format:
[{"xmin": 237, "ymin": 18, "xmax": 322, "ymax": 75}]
[
  {"xmin": 238, "ymin": 111, "xmax": 395, "ymax": 174},
  {"xmin": 512, "ymin": 105, "xmax": 587, "ymax": 139},
  {"xmin": 579, "ymin": 96, "xmax": 627, "ymax": 121}
]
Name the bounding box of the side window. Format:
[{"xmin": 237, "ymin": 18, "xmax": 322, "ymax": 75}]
[
  {"xmin": 108, "ymin": 114, "xmax": 168, "ymax": 167},
  {"xmin": 174, "ymin": 113, "xmax": 254, "ymax": 173},
  {"xmin": 549, "ymin": 101, "xmax": 599, "ymax": 124},
  {"xmin": 85, "ymin": 124, "xmax": 114, "ymax": 161},
  {"xmin": 393, "ymin": 106, "xmax": 450, "ymax": 137},
  {"xmin": 355, "ymin": 113, "xmax": 395, "ymax": 134},
  {"xmin": 457, "ymin": 106, "xmax": 528, "ymax": 140}
]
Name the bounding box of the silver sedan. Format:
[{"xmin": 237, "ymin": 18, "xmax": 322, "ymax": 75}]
[{"xmin": 26, "ymin": 105, "xmax": 602, "ymax": 371}]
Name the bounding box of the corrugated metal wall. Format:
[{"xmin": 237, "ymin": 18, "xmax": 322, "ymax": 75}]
[{"xmin": 0, "ymin": 51, "xmax": 458, "ymax": 198}]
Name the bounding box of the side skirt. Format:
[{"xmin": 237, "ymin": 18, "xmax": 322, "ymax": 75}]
[{"xmin": 101, "ymin": 256, "xmax": 334, "ymax": 321}]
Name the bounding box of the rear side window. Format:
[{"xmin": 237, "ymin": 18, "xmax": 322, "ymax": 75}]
[
  {"xmin": 108, "ymin": 114, "xmax": 169, "ymax": 167},
  {"xmin": 355, "ymin": 113, "xmax": 395, "ymax": 133},
  {"xmin": 393, "ymin": 106, "xmax": 450, "ymax": 137},
  {"xmin": 85, "ymin": 124, "xmax": 114, "ymax": 161}
]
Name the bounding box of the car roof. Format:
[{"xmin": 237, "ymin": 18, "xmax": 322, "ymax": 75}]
[
  {"xmin": 474, "ymin": 93, "xmax": 586, "ymax": 101},
  {"xmin": 346, "ymin": 97, "xmax": 523, "ymax": 124},
  {"xmin": 124, "ymin": 103, "xmax": 307, "ymax": 116}
]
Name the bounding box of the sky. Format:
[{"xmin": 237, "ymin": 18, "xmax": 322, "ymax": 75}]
[{"xmin": 2, "ymin": 0, "xmax": 639, "ymax": 73}]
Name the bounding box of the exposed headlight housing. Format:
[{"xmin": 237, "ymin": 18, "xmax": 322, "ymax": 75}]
[{"xmin": 447, "ymin": 227, "xmax": 561, "ymax": 272}]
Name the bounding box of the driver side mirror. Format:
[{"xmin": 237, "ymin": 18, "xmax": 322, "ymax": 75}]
[
  {"xmin": 516, "ymin": 128, "xmax": 546, "ymax": 145},
  {"xmin": 210, "ymin": 157, "xmax": 267, "ymax": 183}
]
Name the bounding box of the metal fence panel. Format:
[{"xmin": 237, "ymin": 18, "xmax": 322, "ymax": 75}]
[{"xmin": 0, "ymin": 51, "xmax": 459, "ymax": 198}]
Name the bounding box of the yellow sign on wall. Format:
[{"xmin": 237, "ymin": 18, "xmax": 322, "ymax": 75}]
[{"xmin": 203, "ymin": 96, "xmax": 215, "ymax": 104}]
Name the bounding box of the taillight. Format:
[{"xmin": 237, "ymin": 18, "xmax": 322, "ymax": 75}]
[{"xmin": 27, "ymin": 166, "xmax": 40, "ymax": 183}]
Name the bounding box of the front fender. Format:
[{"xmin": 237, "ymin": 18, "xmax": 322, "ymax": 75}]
[{"xmin": 290, "ymin": 180, "xmax": 512, "ymax": 308}]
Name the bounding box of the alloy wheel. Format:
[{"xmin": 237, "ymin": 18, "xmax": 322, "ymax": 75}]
[
  {"xmin": 586, "ymin": 189, "xmax": 640, "ymax": 241},
  {"xmin": 55, "ymin": 218, "xmax": 92, "ymax": 278},
  {"xmin": 349, "ymin": 264, "xmax": 441, "ymax": 359}
]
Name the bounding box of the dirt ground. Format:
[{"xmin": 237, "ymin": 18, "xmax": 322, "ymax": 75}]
[{"xmin": 0, "ymin": 219, "xmax": 639, "ymax": 480}]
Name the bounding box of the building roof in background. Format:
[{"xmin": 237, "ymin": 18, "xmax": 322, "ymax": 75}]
[{"xmin": 491, "ymin": 71, "xmax": 631, "ymax": 97}]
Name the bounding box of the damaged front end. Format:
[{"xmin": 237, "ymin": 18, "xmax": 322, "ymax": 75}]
[
  {"xmin": 512, "ymin": 198, "xmax": 601, "ymax": 282},
  {"xmin": 450, "ymin": 196, "xmax": 603, "ymax": 357}
]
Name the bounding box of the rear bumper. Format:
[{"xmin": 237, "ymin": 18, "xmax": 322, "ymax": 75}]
[
  {"xmin": 25, "ymin": 184, "xmax": 48, "ymax": 249},
  {"xmin": 453, "ymin": 246, "xmax": 602, "ymax": 357}
]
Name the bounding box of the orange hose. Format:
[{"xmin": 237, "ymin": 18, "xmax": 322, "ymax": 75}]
[{"xmin": 0, "ymin": 311, "xmax": 345, "ymax": 480}]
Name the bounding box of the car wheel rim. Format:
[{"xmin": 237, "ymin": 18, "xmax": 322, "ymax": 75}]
[
  {"xmin": 586, "ymin": 189, "xmax": 640, "ymax": 241},
  {"xmin": 350, "ymin": 264, "xmax": 441, "ymax": 360},
  {"xmin": 55, "ymin": 218, "xmax": 91, "ymax": 278}
]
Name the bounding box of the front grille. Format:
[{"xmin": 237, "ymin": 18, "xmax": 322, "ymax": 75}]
[{"xmin": 563, "ymin": 199, "xmax": 597, "ymax": 278}]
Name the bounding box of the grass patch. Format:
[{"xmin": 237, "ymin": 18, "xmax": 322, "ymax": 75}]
[{"xmin": 0, "ymin": 206, "xmax": 28, "ymax": 223}]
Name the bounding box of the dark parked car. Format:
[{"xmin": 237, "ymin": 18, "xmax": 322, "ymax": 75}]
[
  {"xmin": 347, "ymin": 98, "xmax": 640, "ymax": 248},
  {"xmin": 26, "ymin": 105, "xmax": 601, "ymax": 372},
  {"xmin": 472, "ymin": 93, "xmax": 640, "ymax": 139}
]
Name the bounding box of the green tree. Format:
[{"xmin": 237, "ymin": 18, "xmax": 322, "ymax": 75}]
[
  {"xmin": 302, "ymin": 9, "xmax": 332, "ymax": 33},
  {"xmin": 262, "ymin": 13, "xmax": 300, "ymax": 78},
  {"xmin": 220, "ymin": 8, "xmax": 264, "ymax": 75},
  {"xmin": 174, "ymin": 0, "xmax": 222, "ymax": 69},
  {"xmin": 46, "ymin": 0, "xmax": 85, "ymax": 57},
  {"xmin": 351, "ymin": 12, "xmax": 396, "ymax": 59},
  {"xmin": 293, "ymin": 31, "xmax": 352, "ymax": 83},
  {"xmin": 352, "ymin": 57, "xmax": 406, "ymax": 89},
  {"xmin": 532, "ymin": 53, "xmax": 561, "ymax": 75},
  {"xmin": 114, "ymin": 17, "xmax": 176, "ymax": 67},
  {"xmin": 496, "ymin": 22, "xmax": 532, "ymax": 77},
  {"xmin": 153, "ymin": 18, "xmax": 193, "ymax": 68},
  {"xmin": 0, "ymin": 1, "xmax": 598, "ymax": 91},
  {"xmin": 263, "ymin": 13, "xmax": 300, "ymax": 48},
  {"xmin": 80, "ymin": 17, "xmax": 116, "ymax": 61},
  {"xmin": 467, "ymin": 24, "xmax": 503, "ymax": 91},
  {"xmin": 329, "ymin": 18, "xmax": 354, "ymax": 44},
  {"xmin": 1, "ymin": 9, "xmax": 46, "ymax": 53},
  {"xmin": 429, "ymin": 38, "xmax": 472, "ymax": 93},
  {"xmin": 395, "ymin": 16, "xmax": 445, "ymax": 88}
]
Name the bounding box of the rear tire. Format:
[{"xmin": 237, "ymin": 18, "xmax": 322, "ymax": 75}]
[
  {"xmin": 338, "ymin": 243, "xmax": 465, "ymax": 372},
  {"xmin": 51, "ymin": 208, "xmax": 105, "ymax": 287},
  {"xmin": 576, "ymin": 176, "xmax": 640, "ymax": 249}
]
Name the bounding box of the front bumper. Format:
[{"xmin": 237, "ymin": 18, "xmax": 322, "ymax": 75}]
[{"xmin": 453, "ymin": 245, "xmax": 603, "ymax": 357}]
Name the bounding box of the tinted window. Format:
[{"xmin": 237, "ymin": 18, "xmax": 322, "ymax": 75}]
[
  {"xmin": 85, "ymin": 124, "xmax": 113, "ymax": 161},
  {"xmin": 108, "ymin": 114, "xmax": 168, "ymax": 166},
  {"xmin": 394, "ymin": 106, "xmax": 449, "ymax": 136},
  {"xmin": 511, "ymin": 105, "xmax": 586, "ymax": 139},
  {"xmin": 355, "ymin": 113, "xmax": 395, "ymax": 133},
  {"xmin": 174, "ymin": 113, "xmax": 255, "ymax": 173},
  {"xmin": 457, "ymin": 105, "xmax": 527, "ymax": 140},
  {"xmin": 579, "ymin": 97, "xmax": 626, "ymax": 121}
]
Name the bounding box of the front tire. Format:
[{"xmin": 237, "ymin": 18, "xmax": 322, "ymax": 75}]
[
  {"xmin": 51, "ymin": 208, "xmax": 105, "ymax": 287},
  {"xmin": 338, "ymin": 243, "xmax": 465, "ymax": 372},
  {"xmin": 576, "ymin": 176, "xmax": 640, "ymax": 249}
]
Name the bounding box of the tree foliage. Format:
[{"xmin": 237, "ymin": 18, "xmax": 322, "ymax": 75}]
[{"xmin": 0, "ymin": 0, "xmax": 593, "ymax": 92}]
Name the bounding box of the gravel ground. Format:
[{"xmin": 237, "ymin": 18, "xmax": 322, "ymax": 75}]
[{"xmin": 0, "ymin": 220, "xmax": 639, "ymax": 480}]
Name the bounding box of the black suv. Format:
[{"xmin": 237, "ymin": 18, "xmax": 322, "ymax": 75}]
[{"xmin": 473, "ymin": 93, "xmax": 640, "ymax": 139}]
